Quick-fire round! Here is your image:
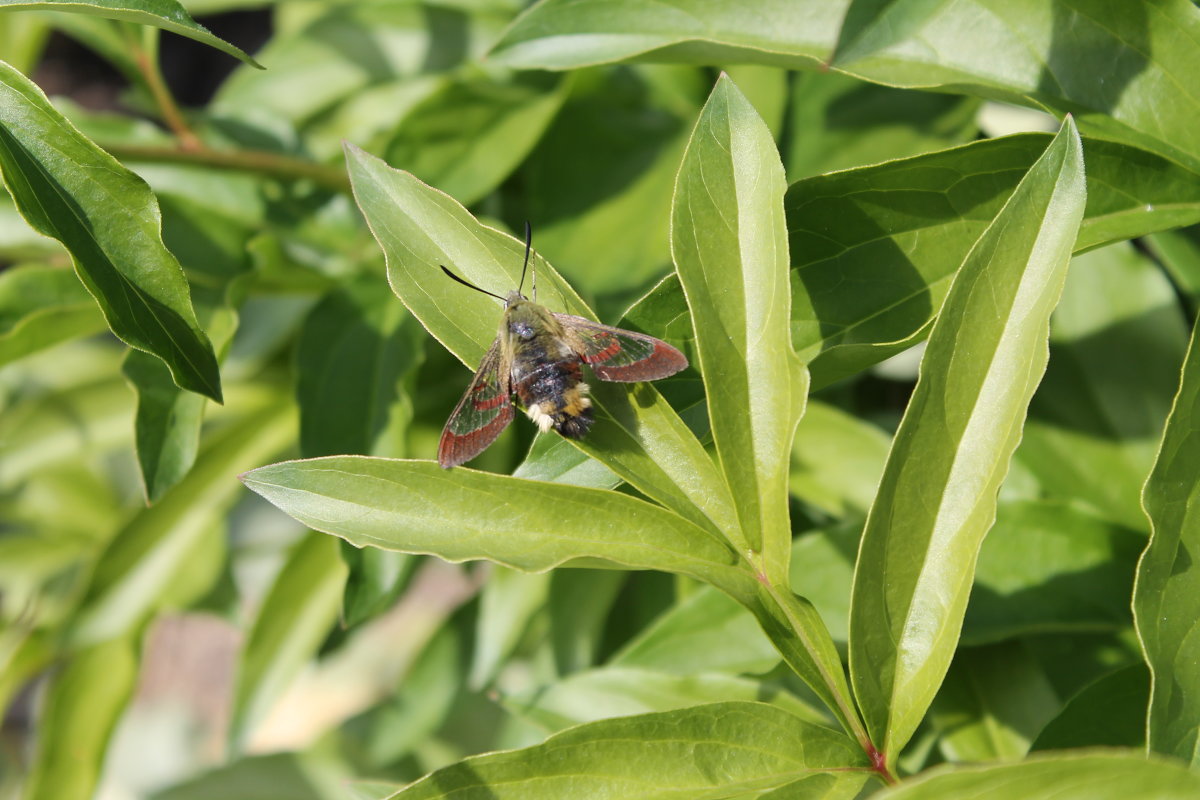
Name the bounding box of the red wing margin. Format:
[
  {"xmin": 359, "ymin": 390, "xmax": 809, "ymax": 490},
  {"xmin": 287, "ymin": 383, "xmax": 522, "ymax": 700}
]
[
  {"xmin": 438, "ymin": 341, "xmax": 514, "ymax": 468},
  {"xmin": 556, "ymin": 313, "xmax": 688, "ymax": 382}
]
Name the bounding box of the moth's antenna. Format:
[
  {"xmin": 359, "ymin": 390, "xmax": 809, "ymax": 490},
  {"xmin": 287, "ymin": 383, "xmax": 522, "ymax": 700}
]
[
  {"xmin": 531, "ymin": 245, "xmax": 539, "ymax": 302},
  {"xmin": 440, "ymin": 265, "xmax": 504, "ymax": 301},
  {"xmin": 517, "ymin": 220, "xmax": 532, "ymax": 297}
]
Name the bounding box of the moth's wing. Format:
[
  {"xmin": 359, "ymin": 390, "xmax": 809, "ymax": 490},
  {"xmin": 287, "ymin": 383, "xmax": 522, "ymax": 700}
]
[
  {"xmin": 438, "ymin": 340, "xmax": 514, "ymax": 468},
  {"xmin": 555, "ymin": 313, "xmax": 688, "ymax": 382}
]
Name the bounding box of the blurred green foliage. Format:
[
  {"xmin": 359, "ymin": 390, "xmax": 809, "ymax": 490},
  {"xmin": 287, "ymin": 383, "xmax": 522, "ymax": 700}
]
[{"xmin": 2, "ymin": 1, "xmax": 1200, "ymax": 798}]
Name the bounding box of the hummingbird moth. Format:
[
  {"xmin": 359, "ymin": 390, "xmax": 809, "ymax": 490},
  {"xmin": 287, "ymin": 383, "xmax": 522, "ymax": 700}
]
[{"xmin": 438, "ymin": 224, "xmax": 688, "ymax": 468}]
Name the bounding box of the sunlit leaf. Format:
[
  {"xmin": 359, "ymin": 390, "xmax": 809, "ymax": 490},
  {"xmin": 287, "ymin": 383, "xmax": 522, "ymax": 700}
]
[
  {"xmin": 849, "ymin": 118, "xmax": 1086, "ymax": 763},
  {"xmin": 382, "ymin": 702, "xmax": 868, "ymax": 799}
]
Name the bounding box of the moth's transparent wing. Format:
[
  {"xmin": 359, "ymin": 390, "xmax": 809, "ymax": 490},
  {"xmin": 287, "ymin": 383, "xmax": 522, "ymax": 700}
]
[
  {"xmin": 555, "ymin": 314, "xmax": 688, "ymax": 382},
  {"xmin": 438, "ymin": 340, "xmax": 514, "ymax": 467}
]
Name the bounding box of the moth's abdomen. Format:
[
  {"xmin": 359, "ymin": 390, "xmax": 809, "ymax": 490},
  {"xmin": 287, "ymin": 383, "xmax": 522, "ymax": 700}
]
[{"xmin": 514, "ymin": 359, "xmax": 594, "ymax": 439}]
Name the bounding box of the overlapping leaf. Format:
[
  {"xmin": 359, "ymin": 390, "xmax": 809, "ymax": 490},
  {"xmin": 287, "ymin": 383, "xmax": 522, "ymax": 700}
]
[
  {"xmin": 240, "ymin": 456, "xmax": 751, "ymax": 597},
  {"xmin": 344, "ymin": 145, "xmax": 739, "ymax": 540},
  {"xmin": 672, "ymin": 73, "xmax": 804, "ymax": 574},
  {"xmin": 631, "ymin": 133, "xmax": 1200, "ymax": 389},
  {"xmin": 492, "ymin": 0, "xmax": 1200, "ymax": 172},
  {"xmin": 0, "ymin": 61, "xmax": 223, "ymax": 401},
  {"xmin": 848, "ymin": 118, "xmax": 1086, "ymax": 763}
]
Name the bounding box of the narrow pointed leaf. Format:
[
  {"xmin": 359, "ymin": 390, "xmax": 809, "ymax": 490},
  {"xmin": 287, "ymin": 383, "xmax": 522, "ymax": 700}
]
[
  {"xmin": 124, "ymin": 291, "xmax": 238, "ymax": 502},
  {"xmin": 0, "ymin": 0, "xmax": 261, "ymax": 67},
  {"xmin": 672, "ymin": 74, "xmax": 804, "ymax": 572},
  {"xmin": 24, "ymin": 637, "xmax": 137, "ymax": 800},
  {"xmin": 848, "ymin": 119, "xmax": 1086, "ymax": 762},
  {"xmin": 0, "ymin": 61, "xmax": 222, "ymax": 401},
  {"xmin": 0, "ymin": 264, "xmax": 105, "ymax": 366},
  {"xmin": 501, "ymin": 666, "xmax": 827, "ymax": 731},
  {"xmin": 233, "ymin": 532, "xmax": 348, "ymax": 747},
  {"xmin": 384, "ymin": 70, "xmax": 569, "ymax": 206},
  {"xmin": 344, "ymin": 144, "xmax": 739, "ymax": 541},
  {"xmin": 876, "ymin": 751, "xmax": 1200, "ymax": 800},
  {"xmin": 296, "ymin": 272, "xmax": 426, "ymax": 460},
  {"xmin": 241, "ymin": 456, "xmax": 752, "ymax": 596},
  {"xmin": 1135, "ymin": 315, "xmax": 1200, "ymax": 766},
  {"xmin": 67, "ymin": 402, "xmax": 296, "ymax": 647},
  {"xmin": 381, "ymin": 702, "xmax": 868, "ymax": 799}
]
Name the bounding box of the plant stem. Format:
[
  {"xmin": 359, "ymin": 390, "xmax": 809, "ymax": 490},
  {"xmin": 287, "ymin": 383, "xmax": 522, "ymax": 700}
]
[
  {"xmin": 124, "ymin": 24, "xmax": 203, "ymax": 150},
  {"xmin": 107, "ymin": 143, "xmax": 352, "ymax": 194}
]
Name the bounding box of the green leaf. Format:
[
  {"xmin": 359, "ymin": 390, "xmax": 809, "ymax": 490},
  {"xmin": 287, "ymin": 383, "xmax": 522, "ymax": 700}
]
[
  {"xmin": 0, "ymin": 374, "xmax": 132, "ymax": 488},
  {"xmin": 848, "ymin": 118, "xmax": 1086, "ymax": 762},
  {"xmin": 24, "ymin": 637, "xmax": 137, "ymax": 800},
  {"xmin": 492, "ymin": 0, "xmax": 1200, "ymax": 173},
  {"xmin": 613, "ymin": 525, "xmax": 859, "ymax": 676},
  {"xmin": 0, "ymin": 9, "xmax": 50, "ymax": 73},
  {"xmin": 0, "ymin": 0, "xmax": 260, "ymax": 67},
  {"xmin": 632, "ymin": 133, "xmax": 1200, "ymax": 390},
  {"xmin": 339, "ymin": 545, "xmax": 417, "ymax": 632},
  {"xmin": 233, "ymin": 532, "xmax": 348, "ymax": 747},
  {"xmin": 548, "ymin": 568, "xmax": 625, "ymax": 674},
  {"xmin": 213, "ymin": 3, "xmax": 506, "ymax": 127},
  {"xmin": 240, "ymin": 456, "xmax": 752, "ymax": 597},
  {"xmin": 123, "ymin": 289, "xmax": 239, "ymax": 502},
  {"xmin": 963, "ymin": 501, "xmax": 1143, "ymax": 645},
  {"xmin": 1016, "ymin": 242, "xmax": 1188, "ymax": 530},
  {"xmin": 1147, "ymin": 226, "xmax": 1200, "ymax": 302},
  {"xmin": 342, "ymin": 620, "xmax": 465, "ymax": 768},
  {"xmin": 789, "ymin": 400, "xmax": 890, "ymax": 519},
  {"xmin": 297, "ymin": 272, "xmax": 426, "ymax": 460},
  {"xmin": 470, "ymin": 567, "xmax": 550, "ymax": 689},
  {"xmin": 0, "ymin": 264, "xmax": 105, "ymax": 367},
  {"xmin": 501, "ymin": 666, "xmax": 828, "ymax": 732},
  {"xmin": 612, "ymin": 584, "xmax": 781, "ymax": 676},
  {"xmin": 512, "ymin": 432, "xmax": 621, "ymax": 489},
  {"xmin": 829, "ymin": 0, "xmax": 1200, "ymax": 173},
  {"xmin": 491, "ymin": 0, "xmax": 840, "ymax": 70},
  {"xmin": 521, "ymin": 65, "xmax": 704, "ymax": 296},
  {"xmin": 672, "ymin": 73, "xmax": 805, "ymax": 575},
  {"xmin": 67, "ymin": 401, "xmax": 296, "ymax": 647},
  {"xmin": 152, "ymin": 752, "xmax": 340, "ymax": 800},
  {"xmin": 382, "ymin": 702, "xmax": 868, "ymax": 799},
  {"xmin": 0, "ymin": 61, "xmax": 223, "ymax": 402},
  {"xmin": 1135, "ymin": 314, "xmax": 1200, "ymax": 766},
  {"xmin": 783, "ymin": 72, "xmax": 979, "ymax": 180},
  {"xmin": 928, "ymin": 642, "xmax": 1059, "ymax": 762},
  {"xmin": 344, "ymin": 144, "xmax": 739, "ymax": 541},
  {"xmin": 875, "ymin": 751, "xmax": 1200, "ymax": 800},
  {"xmin": 671, "ymin": 75, "xmax": 855, "ymax": 747},
  {"xmin": 384, "ymin": 69, "xmax": 569, "ymax": 206},
  {"xmin": 1031, "ymin": 664, "xmax": 1148, "ymax": 752}
]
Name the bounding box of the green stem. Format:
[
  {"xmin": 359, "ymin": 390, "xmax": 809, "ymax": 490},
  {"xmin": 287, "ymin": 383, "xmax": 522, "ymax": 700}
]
[
  {"xmin": 760, "ymin": 581, "xmax": 870, "ymax": 744},
  {"xmin": 124, "ymin": 24, "xmax": 202, "ymax": 150},
  {"xmin": 106, "ymin": 143, "xmax": 352, "ymax": 194}
]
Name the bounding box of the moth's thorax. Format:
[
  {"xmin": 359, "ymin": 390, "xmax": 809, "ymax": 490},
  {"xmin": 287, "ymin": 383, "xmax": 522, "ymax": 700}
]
[
  {"xmin": 500, "ymin": 296, "xmax": 566, "ymax": 348},
  {"xmin": 501, "ymin": 296, "xmax": 593, "ymax": 440}
]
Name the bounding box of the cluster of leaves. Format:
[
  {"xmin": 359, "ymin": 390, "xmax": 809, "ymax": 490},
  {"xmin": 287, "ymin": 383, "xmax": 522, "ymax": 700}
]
[{"xmin": 3, "ymin": 0, "xmax": 1200, "ymax": 799}]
